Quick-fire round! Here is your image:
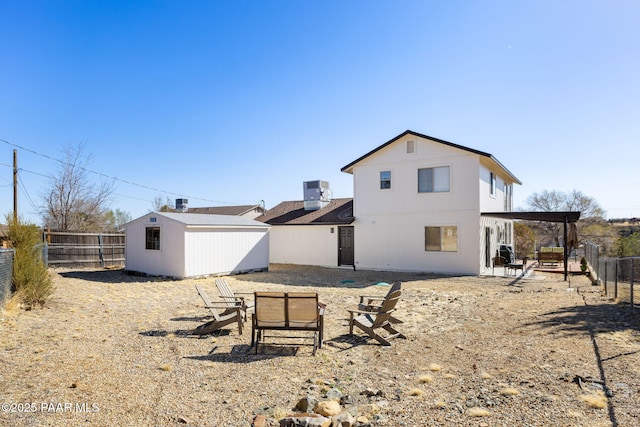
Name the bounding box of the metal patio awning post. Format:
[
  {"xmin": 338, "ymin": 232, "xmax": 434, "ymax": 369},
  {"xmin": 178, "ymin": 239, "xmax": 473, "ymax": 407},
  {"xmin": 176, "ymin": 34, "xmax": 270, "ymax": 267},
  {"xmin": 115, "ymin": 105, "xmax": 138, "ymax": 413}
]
[{"xmin": 563, "ymin": 214, "xmax": 568, "ymax": 282}]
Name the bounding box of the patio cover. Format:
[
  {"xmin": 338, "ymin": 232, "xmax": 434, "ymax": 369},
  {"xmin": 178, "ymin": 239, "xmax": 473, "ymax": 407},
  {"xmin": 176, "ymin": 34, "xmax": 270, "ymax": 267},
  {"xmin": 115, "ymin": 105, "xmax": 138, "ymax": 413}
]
[{"xmin": 481, "ymin": 211, "xmax": 581, "ymax": 280}]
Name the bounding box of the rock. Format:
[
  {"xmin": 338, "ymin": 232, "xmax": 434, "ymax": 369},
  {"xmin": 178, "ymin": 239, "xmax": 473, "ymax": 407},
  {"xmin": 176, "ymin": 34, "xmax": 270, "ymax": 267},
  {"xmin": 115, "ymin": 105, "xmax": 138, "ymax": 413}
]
[
  {"xmin": 360, "ymin": 388, "xmax": 384, "ymax": 398},
  {"xmin": 314, "ymin": 400, "xmax": 342, "ymax": 416},
  {"xmin": 355, "ymin": 415, "xmax": 369, "ymax": 425},
  {"xmin": 325, "ymin": 388, "xmax": 343, "ymax": 401},
  {"xmin": 357, "ymin": 403, "xmax": 380, "ymax": 418},
  {"xmin": 279, "ymin": 413, "xmax": 331, "ymax": 427},
  {"xmin": 332, "ymin": 412, "xmax": 356, "ymax": 427},
  {"xmin": 294, "ymin": 395, "xmax": 318, "ymax": 413},
  {"xmin": 252, "ymin": 414, "xmax": 267, "ymax": 427}
]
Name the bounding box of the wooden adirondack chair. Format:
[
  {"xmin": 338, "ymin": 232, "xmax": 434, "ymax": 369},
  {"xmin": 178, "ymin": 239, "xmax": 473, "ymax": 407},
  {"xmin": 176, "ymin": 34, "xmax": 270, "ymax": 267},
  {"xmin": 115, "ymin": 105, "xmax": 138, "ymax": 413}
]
[
  {"xmin": 215, "ymin": 278, "xmax": 254, "ymax": 321},
  {"xmin": 356, "ymin": 281, "xmax": 403, "ymax": 324},
  {"xmin": 191, "ymin": 284, "xmax": 243, "ymax": 336},
  {"xmin": 348, "ymin": 289, "xmax": 405, "ymax": 346}
]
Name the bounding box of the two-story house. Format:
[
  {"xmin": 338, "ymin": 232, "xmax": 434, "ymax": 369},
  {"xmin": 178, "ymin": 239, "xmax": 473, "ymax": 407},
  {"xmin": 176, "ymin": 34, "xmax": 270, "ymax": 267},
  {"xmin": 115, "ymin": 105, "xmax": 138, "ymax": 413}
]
[
  {"xmin": 258, "ymin": 130, "xmax": 521, "ymax": 275},
  {"xmin": 340, "ymin": 130, "xmax": 521, "ymax": 275}
]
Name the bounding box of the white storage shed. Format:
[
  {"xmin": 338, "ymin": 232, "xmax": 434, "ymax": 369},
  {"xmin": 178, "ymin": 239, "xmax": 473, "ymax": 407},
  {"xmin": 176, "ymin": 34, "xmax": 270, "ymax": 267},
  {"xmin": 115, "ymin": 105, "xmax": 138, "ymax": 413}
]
[{"xmin": 124, "ymin": 212, "xmax": 270, "ymax": 279}]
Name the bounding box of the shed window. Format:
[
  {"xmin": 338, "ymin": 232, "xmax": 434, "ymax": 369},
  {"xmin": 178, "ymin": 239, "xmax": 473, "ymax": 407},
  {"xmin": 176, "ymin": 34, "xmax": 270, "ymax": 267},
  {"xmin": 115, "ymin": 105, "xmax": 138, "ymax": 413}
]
[
  {"xmin": 418, "ymin": 166, "xmax": 450, "ymax": 193},
  {"xmin": 145, "ymin": 227, "xmax": 160, "ymax": 250},
  {"xmin": 425, "ymin": 226, "xmax": 458, "ymax": 252},
  {"xmin": 380, "ymin": 170, "xmax": 391, "ymax": 189}
]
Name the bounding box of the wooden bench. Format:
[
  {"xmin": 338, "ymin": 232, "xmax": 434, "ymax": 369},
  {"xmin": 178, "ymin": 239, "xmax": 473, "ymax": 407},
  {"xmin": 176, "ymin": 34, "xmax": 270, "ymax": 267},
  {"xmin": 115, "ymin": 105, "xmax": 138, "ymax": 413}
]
[
  {"xmin": 538, "ymin": 248, "xmax": 564, "ymax": 265},
  {"xmin": 251, "ymin": 292, "xmax": 325, "ymax": 355}
]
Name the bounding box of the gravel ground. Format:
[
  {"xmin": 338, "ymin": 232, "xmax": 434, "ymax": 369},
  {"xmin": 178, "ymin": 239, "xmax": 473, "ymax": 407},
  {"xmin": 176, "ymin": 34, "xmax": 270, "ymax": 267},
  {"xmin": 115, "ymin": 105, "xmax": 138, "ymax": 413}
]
[{"xmin": 1, "ymin": 264, "xmax": 639, "ymax": 426}]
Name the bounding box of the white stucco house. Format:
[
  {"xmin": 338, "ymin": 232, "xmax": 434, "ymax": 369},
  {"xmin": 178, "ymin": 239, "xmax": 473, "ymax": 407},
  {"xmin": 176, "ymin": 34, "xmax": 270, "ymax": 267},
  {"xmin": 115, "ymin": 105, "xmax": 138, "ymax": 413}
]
[
  {"xmin": 123, "ymin": 212, "xmax": 270, "ymax": 278},
  {"xmin": 258, "ymin": 130, "xmax": 521, "ymax": 275},
  {"xmin": 256, "ymin": 197, "xmax": 354, "ymax": 267}
]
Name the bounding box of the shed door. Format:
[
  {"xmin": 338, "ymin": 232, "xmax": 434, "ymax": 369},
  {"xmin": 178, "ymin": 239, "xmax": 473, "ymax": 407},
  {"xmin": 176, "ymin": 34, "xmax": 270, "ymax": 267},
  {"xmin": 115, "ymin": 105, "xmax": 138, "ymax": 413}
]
[{"xmin": 338, "ymin": 226, "xmax": 354, "ymax": 267}]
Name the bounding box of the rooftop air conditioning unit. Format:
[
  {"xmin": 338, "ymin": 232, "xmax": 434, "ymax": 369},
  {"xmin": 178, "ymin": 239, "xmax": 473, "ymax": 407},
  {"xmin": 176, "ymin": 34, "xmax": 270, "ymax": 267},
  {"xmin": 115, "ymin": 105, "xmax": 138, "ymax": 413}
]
[
  {"xmin": 303, "ymin": 180, "xmax": 330, "ymax": 211},
  {"xmin": 176, "ymin": 198, "xmax": 188, "ymax": 212}
]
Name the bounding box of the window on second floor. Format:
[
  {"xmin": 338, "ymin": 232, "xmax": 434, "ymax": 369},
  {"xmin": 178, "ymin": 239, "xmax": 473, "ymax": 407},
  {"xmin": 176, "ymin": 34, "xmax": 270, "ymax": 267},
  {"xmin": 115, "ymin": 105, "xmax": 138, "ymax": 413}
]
[
  {"xmin": 380, "ymin": 170, "xmax": 391, "ymax": 189},
  {"xmin": 490, "ymin": 172, "xmax": 496, "ymax": 197},
  {"xmin": 418, "ymin": 166, "xmax": 450, "ymax": 193}
]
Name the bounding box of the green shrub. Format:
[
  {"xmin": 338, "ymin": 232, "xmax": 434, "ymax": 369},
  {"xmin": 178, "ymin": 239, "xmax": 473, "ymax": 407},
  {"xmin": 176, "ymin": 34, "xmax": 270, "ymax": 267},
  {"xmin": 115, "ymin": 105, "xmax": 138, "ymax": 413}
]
[{"xmin": 6, "ymin": 216, "xmax": 53, "ymax": 308}]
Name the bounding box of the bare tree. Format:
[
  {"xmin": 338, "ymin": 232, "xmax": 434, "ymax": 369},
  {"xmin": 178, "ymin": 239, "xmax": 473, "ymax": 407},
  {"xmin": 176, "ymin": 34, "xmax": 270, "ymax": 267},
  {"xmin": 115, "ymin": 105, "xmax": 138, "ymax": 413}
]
[
  {"xmin": 151, "ymin": 195, "xmax": 175, "ymax": 212},
  {"xmin": 524, "ymin": 189, "xmax": 609, "ymax": 247},
  {"xmin": 41, "ymin": 143, "xmax": 114, "ymax": 231}
]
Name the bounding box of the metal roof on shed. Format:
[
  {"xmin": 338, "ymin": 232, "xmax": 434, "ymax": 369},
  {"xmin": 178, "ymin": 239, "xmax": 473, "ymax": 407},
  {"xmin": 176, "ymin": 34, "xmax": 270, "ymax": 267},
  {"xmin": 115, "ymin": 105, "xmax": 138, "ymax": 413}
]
[
  {"xmin": 153, "ymin": 212, "xmax": 270, "ymax": 228},
  {"xmin": 187, "ymin": 205, "xmax": 265, "ymax": 216}
]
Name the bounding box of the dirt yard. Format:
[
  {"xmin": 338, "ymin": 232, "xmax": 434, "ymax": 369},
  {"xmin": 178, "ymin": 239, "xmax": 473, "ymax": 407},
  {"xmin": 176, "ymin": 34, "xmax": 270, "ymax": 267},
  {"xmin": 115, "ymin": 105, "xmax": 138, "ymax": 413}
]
[{"xmin": 1, "ymin": 264, "xmax": 639, "ymax": 426}]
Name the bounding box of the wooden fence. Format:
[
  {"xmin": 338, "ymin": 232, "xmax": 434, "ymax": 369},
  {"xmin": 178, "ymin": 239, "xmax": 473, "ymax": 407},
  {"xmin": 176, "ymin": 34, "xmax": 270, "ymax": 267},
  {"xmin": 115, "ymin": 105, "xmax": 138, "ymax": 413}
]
[{"xmin": 44, "ymin": 231, "xmax": 125, "ymax": 268}]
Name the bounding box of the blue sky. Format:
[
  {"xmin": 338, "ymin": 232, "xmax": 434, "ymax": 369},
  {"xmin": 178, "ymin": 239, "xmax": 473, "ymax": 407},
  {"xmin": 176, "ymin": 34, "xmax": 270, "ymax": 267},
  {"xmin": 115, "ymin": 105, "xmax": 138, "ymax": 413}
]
[{"xmin": 1, "ymin": 0, "xmax": 639, "ymax": 224}]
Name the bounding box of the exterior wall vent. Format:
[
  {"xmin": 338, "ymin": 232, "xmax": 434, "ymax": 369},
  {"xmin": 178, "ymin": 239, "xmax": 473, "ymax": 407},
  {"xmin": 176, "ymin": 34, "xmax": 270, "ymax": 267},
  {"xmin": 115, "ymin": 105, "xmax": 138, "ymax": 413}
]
[
  {"xmin": 303, "ymin": 180, "xmax": 330, "ymax": 211},
  {"xmin": 407, "ymin": 140, "xmax": 415, "ymax": 154},
  {"xmin": 176, "ymin": 198, "xmax": 188, "ymax": 212}
]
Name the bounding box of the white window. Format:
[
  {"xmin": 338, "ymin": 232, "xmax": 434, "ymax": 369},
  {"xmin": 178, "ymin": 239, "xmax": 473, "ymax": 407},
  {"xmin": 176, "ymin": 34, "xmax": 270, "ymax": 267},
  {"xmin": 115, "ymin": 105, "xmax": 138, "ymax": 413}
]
[
  {"xmin": 418, "ymin": 166, "xmax": 450, "ymax": 193},
  {"xmin": 490, "ymin": 172, "xmax": 496, "ymax": 197},
  {"xmin": 425, "ymin": 226, "xmax": 458, "ymax": 252},
  {"xmin": 380, "ymin": 170, "xmax": 391, "ymax": 189}
]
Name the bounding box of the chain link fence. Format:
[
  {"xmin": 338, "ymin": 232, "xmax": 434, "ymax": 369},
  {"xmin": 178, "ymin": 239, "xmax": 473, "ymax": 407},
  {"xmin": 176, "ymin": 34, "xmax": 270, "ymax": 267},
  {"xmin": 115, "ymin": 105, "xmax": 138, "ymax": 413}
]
[
  {"xmin": 0, "ymin": 248, "xmax": 14, "ymax": 307},
  {"xmin": 585, "ymin": 240, "xmax": 637, "ymax": 309}
]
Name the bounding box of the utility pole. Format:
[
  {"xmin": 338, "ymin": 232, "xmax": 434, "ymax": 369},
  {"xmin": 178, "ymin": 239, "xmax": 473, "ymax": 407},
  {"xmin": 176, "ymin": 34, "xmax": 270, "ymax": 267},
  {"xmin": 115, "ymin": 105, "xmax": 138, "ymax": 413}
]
[{"xmin": 13, "ymin": 149, "xmax": 18, "ymax": 223}]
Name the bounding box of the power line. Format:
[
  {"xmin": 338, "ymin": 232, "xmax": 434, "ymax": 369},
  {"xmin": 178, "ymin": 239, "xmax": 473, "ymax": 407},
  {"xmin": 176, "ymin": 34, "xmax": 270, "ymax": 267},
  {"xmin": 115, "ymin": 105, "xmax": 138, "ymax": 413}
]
[
  {"xmin": 17, "ymin": 174, "xmax": 39, "ymax": 213},
  {"xmin": 1, "ymin": 138, "xmax": 245, "ymax": 206}
]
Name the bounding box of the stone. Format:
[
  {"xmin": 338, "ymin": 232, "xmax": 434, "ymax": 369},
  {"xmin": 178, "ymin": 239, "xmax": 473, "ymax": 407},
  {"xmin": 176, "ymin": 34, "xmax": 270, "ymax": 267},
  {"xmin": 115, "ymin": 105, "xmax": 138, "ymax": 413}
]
[
  {"xmin": 314, "ymin": 400, "xmax": 342, "ymax": 417},
  {"xmin": 279, "ymin": 413, "xmax": 331, "ymax": 427},
  {"xmin": 325, "ymin": 388, "xmax": 343, "ymax": 401},
  {"xmin": 360, "ymin": 388, "xmax": 384, "ymax": 398},
  {"xmin": 332, "ymin": 412, "xmax": 356, "ymax": 427},
  {"xmin": 355, "ymin": 415, "xmax": 369, "ymax": 425},
  {"xmin": 252, "ymin": 414, "xmax": 267, "ymax": 427},
  {"xmin": 294, "ymin": 395, "xmax": 318, "ymax": 413},
  {"xmin": 357, "ymin": 403, "xmax": 380, "ymax": 419}
]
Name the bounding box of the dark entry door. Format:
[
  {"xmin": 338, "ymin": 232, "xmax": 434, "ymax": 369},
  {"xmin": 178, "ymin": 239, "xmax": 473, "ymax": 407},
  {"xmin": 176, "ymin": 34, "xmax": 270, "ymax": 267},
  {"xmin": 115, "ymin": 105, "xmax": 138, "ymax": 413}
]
[{"xmin": 338, "ymin": 226, "xmax": 354, "ymax": 267}]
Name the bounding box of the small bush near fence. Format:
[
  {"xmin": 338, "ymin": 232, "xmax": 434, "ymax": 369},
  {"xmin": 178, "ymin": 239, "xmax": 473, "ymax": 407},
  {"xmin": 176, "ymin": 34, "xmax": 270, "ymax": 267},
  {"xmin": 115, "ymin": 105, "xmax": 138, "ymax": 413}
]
[{"xmin": 6, "ymin": 218, "xmax": 53, "ymax": 308}]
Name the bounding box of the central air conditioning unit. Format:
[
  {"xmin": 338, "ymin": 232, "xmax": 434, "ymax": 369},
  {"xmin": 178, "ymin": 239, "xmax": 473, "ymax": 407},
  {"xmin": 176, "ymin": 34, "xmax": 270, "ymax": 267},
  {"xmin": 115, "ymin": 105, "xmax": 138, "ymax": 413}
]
[
  {"xmin": 176, "ymin": 198, "xmax": 188, "ymax": 212},
  {"xmin": 303, "ymin": 180, "xmax": 330, "ymax": 211}
]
